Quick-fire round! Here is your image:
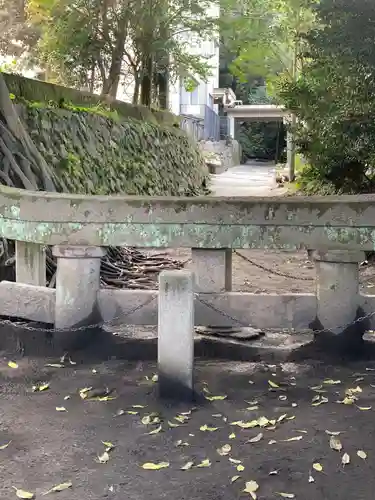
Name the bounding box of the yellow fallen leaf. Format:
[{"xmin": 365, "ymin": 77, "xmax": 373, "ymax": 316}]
[
  {"xmin": 102, "ymin": 441, "xmax": 115, "ymax": 451},
  {"xmin": 268, "ymin": 380, "xmax": 279, "ymax": 389},
  {"xmin": 258, "ymin": 416, "xmax": 269, "ymax": 427},
  {"xmin": 32, "ymin": 382, "xmax": 49, "ymax": 392},
  {"xmin": 142, "ymin": 415, "xmax": 152, "ymax": 425},
  {"xmin": 12, "ymin": 488, "xmax": 35, "ymax": 499},
  {"xmin": 229, "ymin": 433, "xmax": 236, "ymax": 439},
  {"xmin": 45, "ymin": 363, "xmax": 64, "ymax": 368},
  {"xmin": 55, "ymin": 407, "xmax": 67, "ymax": 412},
  {"xmin": 217, "ymin": 444, "xmax": 231, "ymax": 456},
  {"xmin": 97, "ymin": 451, "xmax": 110, "ymax": 463},
  {"xmin": 175, "ymin": 440, "xmax": 189, "ymax": 447},
  {"xmin": 313, "ymin": 463, "xmax": 323, "ymax": 472},
  {"xmin": 345, "ymin": 386, "xmax": 362, "ymax": 395},
  {"xmin": 151, "ymin": 374, "xmax": 158, "ymax": 382},
  {"xmin": 181, "ymin": 461, "xmax": 194, "ymax": 470},
  {"xmin": 0, "ymin": 441, "xmax": 11, "ymax": 450},
  {"xmin": 357, "ymin": 406, "xmax": 372, "ymax": 411},
  {"xmin": 342, "ymin": 453, "xmax": 350, "ymax": 465},
  {"xmin": 200, "ymin": 424, "xmax": 218, "ymax": 432},
  {"xmin": 268, "ymin": 439, "xmax": 277, "ymax": 445},
  {"xmin": 357, "ymin": 450, "xmax": 367, "ymax": 460},
  {"xmin": 127, "ymin": 411, "xmax": 139, "ymax": 415},
  {"xmin": 174, "ymin": 415, "xmax": 188, "ymax": 424},
  {"xmin": 330, "ymin": 436, "xmax": 342, "ymax": 451},
  {"xmin": 311, "ymin": 396, "xmax": 328, "ymax": 407},
  {"xmin": 212, "ymin": 413, "xmax": 222, "ymax": 418},
  {"xmin": 42, "ymin": 481, "xmax": 72, "ymax": 494},
  {"xmin": 338, "ymin": 396, "xmax": 355, "ymax": 405},
  {"xmin": 148, "ymin": 425, "xmax": 162, "ymax": 435},
  {"xmin": 231, "ymin": 475, "xmax": 240, "ymax": 483},
  {"xmin": 141, "ymin": 462, "xmax": 169, "ymax": 470},
  {"xmin": 287, "ymin": 416, "xmax": 296, "ymax": 421},
  {"xmin": 196, "ymin": 459, "xmax": 211, "ymax": 468},
  {"xmin": 277, "ymin": 414, "xmax": 288, "ymax": 423},
  {"xmin": 323, "ymin": 379, "xmax": 341, "ymax": 385},
  {"xmin": 282, "ymin": 436, "xmax": 303, "ymax": 442},
  {"xmin": 64, "ymin": 395, "xmax": 70, "ymax": 401},
  {"xmin": 244, "ymin": 480, "xmax": 259, "ymax": 499},
  {"xmin": 247, "ymin": 433, "xmax": 263, "ymax": 443},
  {"xmin": 133, "ymin": 405, "xmax": 146, "ymax": 409},
  {"xmin": 168, "ymin": 421, "xmax": 180, "ymax": 428},
  {"xmin": 231, "ymin": 420, "xmax": 258, "ymax": 429},
  {"xmin": 8, "ymin": 361, "xmax": 18, "ymax": 369},
  {"xmin": 229, "ymin": 458, "xmax": 242, "ymax": 464},
  {"xmin": 325, "ymin": 430, "xmax": 341, "ymax": 436},
  {"xmin": 205, "ymin": 394, "xmax": 227, "ymax": 401},
  {"xmin": 237, "ymin": 464, "xmax": 245, "ymax": 472},
  {"xmin": 276, "ymin": 493, "xmax": 295, "ymax": 499}
]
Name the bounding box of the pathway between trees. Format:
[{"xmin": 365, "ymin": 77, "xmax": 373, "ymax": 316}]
[{"xmin": 210, "ymin": 160, "xmax": 285, "ymax": 197}]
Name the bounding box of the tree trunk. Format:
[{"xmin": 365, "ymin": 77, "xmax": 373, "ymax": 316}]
[
  {"xmin": 132, "ymin": 76, "xmax": 140, "ymax": 104},
  {"xmin": 140, "ymin": 54, "xmax": 153, "ymax": 107},
  {"xmin": 157, "ymin": 70, "xmax": 169, "ymax": 109},
  {"xmin": 101, "ymin": 15, "xmax": 128, "ymax": 98}
]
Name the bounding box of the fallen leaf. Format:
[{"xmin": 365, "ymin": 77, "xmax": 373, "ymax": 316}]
[
  {"xmin": 12, "ymin": 488, "xmax": 35, "ymax": 499},
  {"xmin": 196, "ymin": 459, "xmax": 211, "ymax": 468},
  {"xmin": 282, "ymin": 436, "xmax": 303, "ymax": 442},
  {"xmin": 174, "ymin": 415, "xmax": 188, "ymax": 424},
  {"xmin": 330, "ymin": 436, "xmax": 343, "ymax": 451},
  {"xmin": 313, "ymin": 463, "xmax": 323, "ymax": 472},
  {"xmin": 127, "ymin": 411, "xmax": 139, "ymax": 415},
  {"xmin": 291, "ymin": 403, "xmax": 298, "ymax": 408},
  {"xmin": 231, "ymin": 420, "xmax": 258, "ymax": 429},
  {"xmin": 42, "ymin": 481, "xmax": 72, "ymax": 495},
  {"xmin": 212, "ymin": 413, "xmax": 222, "ymax": 418},
  {"xmin": 45, "ymin": 363, "xmax": 64, "ymax": 368},
  {"xmin": 269, "ymin": 470, "xmax": 279, "ymax": 475},
  {"xmin": 258, "ymin": 416, "xmax": 269, "ymax": 427},
  {"xmin": 151, "ymin": 374, "xmax": 158, "ymax": 382},
  {"xmin": 342, "ymin": 453, "xmax": 350, "ymax": 466},
  {"xmin": 247, "ymin": 433, "xmax": 263, "ymax": 443},
  {"xmin": 277, "ymin": 414, "xmax": 288, "ymax": 423},
  {"xmin": 231, "ymin": 475, "xmax": 240, "ymax": 483},
  {"xmin": 97, "ymin": 451, "xmax": 110, "ymax": 463},
  {"xmin": 200, "ymin": 424, "xmax": 218, "ymax": 432},
  {"xmin": 55, "ymin": 407, "xmax": 67, "ymax": 412},
  {"xmin": 32, "ymin": 383, "xmax": 49, "ymax": 392},
  {"xmin": 205, "ymin": 394, "xmax": 227, "ymax": 401},
  {"xmin": 237, "ymin": 464, "xmax": 245, "ymax": 472},
  {"xmin": 102, "ymin": 441, "xmax": 115, "ymax": 451},
  {"xmin": 311, "ymin": 396, "xmax": 328, "ymax": 407},
  {"xmin": 142, "ymin": 415, "xmax": 152, "ymax": 425},
  {"xmin": 246, "ymin": 406, "xmax": 259, "ymax": 411},
  {"xmin": 325, "ymin": 430, "xmax": 342, "ymax": 436},
  {"xmin": 276, "ymin": 493, "xmax": 295, "ymax": 499},
  {"xmin": 115, "ymin": 409, "xmax": 125, "ymax": 416},
  {"xmin": 296, "ymin": 430, "xmax": 307, "ymax": 434},
  {"xmin": 245, "ymin": 400, "xmax": 258, "ymax": 405},
  {"xmin": 279, "ymin": 395, "xmax": 287, "ymax": 401},
  {"xmin": 229, "ymin": 458, "xmax": 242, "ymax": 464},
  {"xmin": 8, "ymin": 361, "xmax": 18, "ymax": 369},
  {"xmin": 244, "ymin": 480, "xmax": 259, "ymax": 499},
  {"xmin": 148, "ymin": 425, "xmax": 162, "ymax": 435},
  {"xmin": 323, "ymin": 379, "xmax": 341, "ymax": 385},
  {"xmin": 217, "ymin": 444, "xmax": 231, "ymax": 456},
  {"xmin": 0, "ymin": 441, "xmax": 11, "ymax": 450},
  {"xmin": 64, "ymin": 395, "xmax": 70, "ymax": 401},
  {"xmin": 229, "ymin": 433, "xmax": 236, "ymax": 439},
  {"xmin": 308, "ymin": 475, "xmax": 314, "ymax": 483},
  {"xmin": 345, "ymin": 386, "xmax": 362, "ymax": 396},
  {"xmin": 338, "ymin": 396, "xmax": 355, "ymax": 405},
  {"xmin": 268, "ymin": 380, "xmax": 279, "ymax": 389},
  {"xmin": 357, "ymin": 450, "xmax": 367, "ymax": 460},
  {"xmin": 357, "ymin": 406, "xmax": 372, "ymax": 411},
  {"xmin": 181, "ymin": 461, "xmax": 194, "ymax": 470},
  {"xmin": 268, "ymin": 439, "xmax": 277, "ymax": 445},
  {"xmin": 141, "ymin": 462, "xmax": 169, "ymax": 470},
  {"xmin": 168, "ymin": 421, "xmax": 180, "ymax": 428},
  {"xmin": 286, "ymin": 416, "xmax": 296, "ymax": 421},
  {"xmin": 133, "ymin": 405, "xmax": 146, "ymax": 409}
]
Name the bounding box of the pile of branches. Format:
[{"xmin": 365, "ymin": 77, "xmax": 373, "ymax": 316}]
[{"xmin": 45, "ymin": 246, "xmax": 184, "ymax": 289}]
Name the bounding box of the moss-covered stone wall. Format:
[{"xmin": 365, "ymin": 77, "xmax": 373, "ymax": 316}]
[{"xmin": 17, "ymin": 104, "xmax": 209, "ymax": 196}]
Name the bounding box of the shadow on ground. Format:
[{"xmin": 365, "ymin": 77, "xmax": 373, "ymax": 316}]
[{"xmin": 1, "ymin": 326, "xmax": 375, "ymax": 499}]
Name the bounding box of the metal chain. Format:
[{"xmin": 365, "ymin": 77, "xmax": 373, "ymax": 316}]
[
  {"xmin": 196, "ymin": 293, "xmax": 375, "ymax": 335},
  {"xmin": 0, "ymin": 295, "xmax": 157, "ymax": 333},
  {"xmin": 234, "ymin": 250, "xmax": 315, "ymax": 281}
]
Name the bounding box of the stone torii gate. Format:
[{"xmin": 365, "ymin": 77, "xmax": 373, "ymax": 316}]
[{"xmin": 224, "ymin": 102, "xmax": 295, "ymax": 180}]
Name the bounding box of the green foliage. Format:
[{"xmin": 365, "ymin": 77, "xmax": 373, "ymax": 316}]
[{"xmin": 279, "ymin": 0, "xmax": 375, "ymax": 193}]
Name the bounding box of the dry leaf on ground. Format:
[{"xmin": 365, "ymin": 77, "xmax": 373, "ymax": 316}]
[
  {"xmin": 12, "ymin": 488, "xmax": 35, "ymax": 499},
  {"xmin": 217, "ymin": 444, "xmax": 231, "ymax": 456},
  {"xmin": 330, "ymin": 436, "xmax": 343, "ymax": 451},
  {"xmin": 141, "ymin": 462, "xmax": 169, "ymax": 470},
  {"xmin": 342, "ymin": 453, "xmax": 350, "ymax": 466},
  {"xmin": 313, "ymin": 463, "xmax": 323, "ymax": 472},
  {"xmin": 43, "ymin": 482, "xmax": 72, "ymax": 494},
  {"xmin": 243, "ymin": 480, "xmax": 259, "ymax": 499},
  {"xmin": 357, "ymin": 450, "xmax": 367, "ymax": 459},
  {"xmin": 196, "ymin": 459, "xmax": 211, "ymax": 468},
  {"xmin": 181, "ymin": 461, "xmax": 194, "ymax": 470},
  {"xmin": 8, "ymin": 361, "xmax": 18, "ymax": 369}
]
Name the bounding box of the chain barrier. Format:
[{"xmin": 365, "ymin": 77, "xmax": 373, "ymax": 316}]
[
  {"xmin": 2, "ymin": 287, "xmax": 375, "ymax": 337},
  {"xmin": 234, "ymin": 249, "xmax": 315, "ymax": 281}
]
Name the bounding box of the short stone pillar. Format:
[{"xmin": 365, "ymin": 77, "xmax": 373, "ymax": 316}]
[
  {"xmin": 312, "ymin": 250, "xmax": 366, "ymax": 337},
  {"xmin": 192, "ymin": 248, "xmax": 232, "ymax": 293},
  {"xmin": 52, "ymin": 245, "xmax": 106, "ymax": 350},
  {"xmin": 158, "ymin": 270, "xmax": 194, "ymax": 401},
  {"xmin": 15, "ymin": 241, "xmax": 46, "ymax": 286}
]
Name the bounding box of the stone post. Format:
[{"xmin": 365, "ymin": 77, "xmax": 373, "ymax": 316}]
[
  {"xmin": 228, "ymin": 115, "xmax": 235, "ymax": 139},
  {"xmin": 158, "ymin": 270, "xmax": 194, "ymax": 400},
  {"xmin": 52, "ymin": 245, "xmax": 106, "ymax": 350},
  {"xmin": 192, "ymin": 248, "xmax": 232, "ymax": 293},
  {"xmin": 312, "ymin": 250, "xmax": 366, "ymax": 337},
  {"xmin": 15, "ymin": 241, "xmax": 46, "ymax": 286}
]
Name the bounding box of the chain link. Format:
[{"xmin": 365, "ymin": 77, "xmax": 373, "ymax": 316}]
[
  {"xmin": 0, "ymin": 295, "xmax": 157, "ymax": 333},
  {"xmin": 234, "ymin": 250, "xmax": 315, "ymax": 281}
]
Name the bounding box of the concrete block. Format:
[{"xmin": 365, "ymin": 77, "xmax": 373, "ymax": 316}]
[
  {"xmin": 192, "ymin": 248, "xmax": 232, "ymax": 293},
  {"xmin": 16, "ymin": 241, "xmax": 46, "ymax": 286},
  {"xmin": 313, "ymin": 250, "xmax": 366, "ymax": 335},
  {"xmin": 158, "ymin": 270, "xmax": 194, "ymax": 400},
  {"xmin": 52, "ymin": 245, "xmax": 106, "ymax": 350}
]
